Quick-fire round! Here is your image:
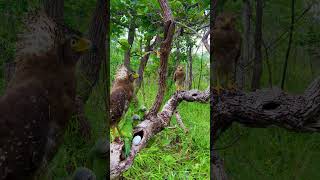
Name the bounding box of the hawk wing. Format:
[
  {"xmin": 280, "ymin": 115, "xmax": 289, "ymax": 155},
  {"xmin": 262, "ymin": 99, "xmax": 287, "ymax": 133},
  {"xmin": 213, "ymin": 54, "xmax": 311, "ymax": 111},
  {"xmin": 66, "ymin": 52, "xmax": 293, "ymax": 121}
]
[
  {"xmin": 0, "ymin": 81, "xmax": 50, "ymax": 179},
  {"xmin": 110, "ymin": 88, "xmax": 129, "ymax": 125}
]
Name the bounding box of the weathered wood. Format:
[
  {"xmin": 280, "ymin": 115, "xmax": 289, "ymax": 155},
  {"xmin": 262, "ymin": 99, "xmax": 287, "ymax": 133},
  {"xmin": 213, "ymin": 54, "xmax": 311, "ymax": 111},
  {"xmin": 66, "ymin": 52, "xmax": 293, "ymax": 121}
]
[
  {"xmin": 211, "ymin": 77, "xmax": 320, "ymax": 178},
  {"xmin": 110, "ymin": 89, "xmax": 209, "ymax": 179},
  {"xmin": 175, "ymin": 110, "xmax": 189, "ymax": 133},
  {"xmin": 212, "ymin": 77, "xmax": 320, "ymax": 140}
]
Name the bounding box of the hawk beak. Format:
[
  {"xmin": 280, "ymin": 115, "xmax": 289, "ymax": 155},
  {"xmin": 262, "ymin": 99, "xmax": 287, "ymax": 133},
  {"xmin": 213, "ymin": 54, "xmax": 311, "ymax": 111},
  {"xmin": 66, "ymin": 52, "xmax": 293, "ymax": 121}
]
[
  {"xmin": 73, "ymin": 38, "xmax": 92, "ymax": 52},
  {"xmin": 133, "ymin": 73, "xmax": 139, "ymax": 79}
]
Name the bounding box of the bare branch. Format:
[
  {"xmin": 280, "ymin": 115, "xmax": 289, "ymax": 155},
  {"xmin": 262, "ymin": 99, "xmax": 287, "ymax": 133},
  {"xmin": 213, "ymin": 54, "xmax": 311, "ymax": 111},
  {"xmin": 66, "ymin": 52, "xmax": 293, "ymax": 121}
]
[
  {"xmin": 175, "ymin": 110, "xmax": 189, "ymax": 133},
  {"xmin": 202, "ymin": 29, "xmax": 210, "ymax": 53},
  {"xmin": 212, "ymin": 77, "xmax": 320, "ymax": 142}
]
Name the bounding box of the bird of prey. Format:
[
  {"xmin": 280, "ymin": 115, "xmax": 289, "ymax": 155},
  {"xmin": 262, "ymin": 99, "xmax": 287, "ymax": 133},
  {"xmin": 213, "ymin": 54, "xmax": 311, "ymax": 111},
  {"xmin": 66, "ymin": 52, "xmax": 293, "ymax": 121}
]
[
  {"xmin": 110, "ymin": 65, "xmax": 139, "ymax": 140},
  {"xmin": 213, "ymin": 12, "xmax": 241, "ymax": 92},
  {"xmin": 173, "ymin": 65, "xmax": 185, "ymax": 91},
  {"xmin": 0, "ymin": 10, "xmax": 92, "ymax": 179}
]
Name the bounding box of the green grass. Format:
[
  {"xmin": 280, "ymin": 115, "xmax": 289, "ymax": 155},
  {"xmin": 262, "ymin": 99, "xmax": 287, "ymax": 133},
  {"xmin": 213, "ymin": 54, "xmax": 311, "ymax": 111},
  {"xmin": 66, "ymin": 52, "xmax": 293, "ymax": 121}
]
[
  {"xmin": 217, "ymin": 125, "xmax": 320, "ymax": 180},
  {"xmin": 47, "ymin": 84, "xmax": 106, "ymax": 179},
  {"xmin": 122, "ymin": 80, "xmax": 210, "ymax": 179}
]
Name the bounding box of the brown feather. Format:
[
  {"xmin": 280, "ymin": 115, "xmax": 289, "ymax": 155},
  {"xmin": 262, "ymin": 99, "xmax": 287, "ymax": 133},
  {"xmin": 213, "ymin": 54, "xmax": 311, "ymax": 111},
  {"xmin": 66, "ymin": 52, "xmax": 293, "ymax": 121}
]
[
  {"xmin": 174, "ymin": 65, "xmax": 185, "ymax": 89},
  {"xmin": 0, "ymin": 11, "xmax": 88, "ymax": 179},
  {"xmin": 110, "ymin": 65, "xmax": 136, "ymax": 129}
]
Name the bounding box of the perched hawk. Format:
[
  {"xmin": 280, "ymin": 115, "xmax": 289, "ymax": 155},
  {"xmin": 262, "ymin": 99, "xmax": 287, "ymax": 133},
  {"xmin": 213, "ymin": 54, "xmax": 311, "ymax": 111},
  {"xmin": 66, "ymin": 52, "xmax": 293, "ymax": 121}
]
[
  {"xmin": 173, "ymin": 65, "xmax": 185, "ymax": 91},
  {"xmin": 213, "ymin": 12, "xmax": 241, "ymax": 92},
  {"xmin": 0, "ymin": 10, "xmax": 92, "ymax": 179},
  {"xmin": 110, "ymin": 65, "xmax": 139, "ymax": 139}
]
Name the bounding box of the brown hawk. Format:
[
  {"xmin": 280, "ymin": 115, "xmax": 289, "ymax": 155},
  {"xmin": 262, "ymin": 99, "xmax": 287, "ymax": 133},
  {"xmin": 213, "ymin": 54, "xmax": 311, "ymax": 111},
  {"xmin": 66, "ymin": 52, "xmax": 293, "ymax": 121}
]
[
  {"xmin": 110, "ymin": 65, "xmax": 139, "ymax": 139},
  {"xmin": 0, "ymin": 10, "xmax": 92, "ymax": 179},
  {"xmin": 213, "ymin": 12, "xmax": 241, "ymax": 92},
  {"xmin": 173, "ymin": 65, "xmax": 186, "ymax": 91}
]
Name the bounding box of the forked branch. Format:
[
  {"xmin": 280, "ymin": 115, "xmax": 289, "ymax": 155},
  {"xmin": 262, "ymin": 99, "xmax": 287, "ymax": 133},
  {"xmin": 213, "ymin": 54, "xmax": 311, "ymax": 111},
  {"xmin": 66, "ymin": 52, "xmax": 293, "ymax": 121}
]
[{"xmin": 110, "ymin": 89, "xmax": 210, "ymax": 179}]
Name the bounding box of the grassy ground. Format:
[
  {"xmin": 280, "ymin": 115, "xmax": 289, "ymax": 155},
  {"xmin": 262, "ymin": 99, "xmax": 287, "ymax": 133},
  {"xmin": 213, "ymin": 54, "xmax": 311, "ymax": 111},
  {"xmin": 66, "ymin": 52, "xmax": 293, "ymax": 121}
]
[
  {"xmin": 122, "ymin": 80, "xmax": 210, "ymax": 179},
  {"xmin": 47, "ymin": 85, "xmax": 106, "ymax": 179}
]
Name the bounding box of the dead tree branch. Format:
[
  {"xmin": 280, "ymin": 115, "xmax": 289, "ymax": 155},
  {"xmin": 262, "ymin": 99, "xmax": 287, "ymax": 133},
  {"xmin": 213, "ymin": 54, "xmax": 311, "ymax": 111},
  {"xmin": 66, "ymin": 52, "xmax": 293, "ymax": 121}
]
[
  {"xmin": 110, "ymin": 89, "xmax": 209, "ymax": 179},
  {"xmin": 210, "ymin": 77, "xmax": 320, "ymax": 179},
  {"xmin": 175, "ymin": 110, "xmax": 189, "ymax": 133},
  {"xmin": 202, "ymin": 28, "xmax": 210, "ymax": 53}
]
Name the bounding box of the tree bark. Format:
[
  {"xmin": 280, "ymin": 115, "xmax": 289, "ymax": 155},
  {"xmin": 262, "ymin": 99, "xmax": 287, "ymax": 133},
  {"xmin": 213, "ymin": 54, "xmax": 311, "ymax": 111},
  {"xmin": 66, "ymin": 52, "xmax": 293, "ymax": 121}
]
[
  {"xmin": 75, "ymin": 0, "xmax": 107, "ymax": 139},
  {"xmin": 281, "ymin": 0, "xmax": 295, "ymax": 90},
  {"xmin": 251, "ymin": 0, "xmax": 263, "ymax": 90},
  {"xmin": 135, "ymin": 35, "xmax": 160, "ymax": 92},
  {"xmin": 211, "ymin": 76, "xmax": 320, "ymax": 177},
  {"xmin": 212, "ymin": 77, "xmax": 320, "ymax": 141},
  {"xmin": 76, "ymin": 0, "xmax": 107, "ymax": 103},
  {"xmin": 198, "ymin": 48, "xmax": 204, "ymax": 89},
  {"xmin": 123, "ymin": 17, "xmax": 136, "ymax": 67},
  {"xmin": 187, "ymin": 43, "xmax": 193, "ymax": 90},
  {"xmin": 202, "ymin": 29, "xmax": 210, "ymax": 53},
  {"xmin": 147, "ymin": 0, "xmax": 175, "ymax": 117},
  {"xmin": 262, "ymin": 39, "xmax": 273, "ymax": 88}
]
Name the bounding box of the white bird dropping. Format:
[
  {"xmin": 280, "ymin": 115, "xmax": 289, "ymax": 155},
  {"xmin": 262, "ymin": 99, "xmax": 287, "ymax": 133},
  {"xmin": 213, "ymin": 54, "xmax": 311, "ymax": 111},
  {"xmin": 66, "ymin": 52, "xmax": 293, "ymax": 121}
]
[{"xmin": 132, "ymin": 135, "xmax": 142, "ymax": 145}]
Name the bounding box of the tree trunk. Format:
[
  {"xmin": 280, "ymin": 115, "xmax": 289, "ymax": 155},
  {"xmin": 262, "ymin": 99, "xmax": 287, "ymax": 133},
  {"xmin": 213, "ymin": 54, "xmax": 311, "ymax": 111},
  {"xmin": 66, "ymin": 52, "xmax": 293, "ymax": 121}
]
[
  {"xmin": 211, "ymin": 1, "xmax": 229, "ymax": 179},
  {"xmin": 281, "ymin": 0, "xmax": 295, "ymax": 90},
  {"xmin": 198, "ymin": 49, "xmax": 204, "ymax": 89},
  {"xmin": 123, "ymin": 18, "xmax": 136, "ymax": 67},
  {"xmin": 135, "ymin": 35, "xmax": 160, "ymax": 93},
  {"xmin": 42, "ymin": 0, "xmax": 64, "ymax": 23},
  {"xmin": 135, "ymin": 38, "xmax": 151, "ymax": 91},
  {"xmin": 3, "ymin": 62, "xmax": 15, "ymax": 88},
  {"xmin": 147, "ymin": 0, "xmax": 175, "ymax": 117},
  {"xmin": 188, "ymin": 43, "xmax": 193, "ymax": 90},
  {"xmin": 76, "ymin": 0, "xmax": 107, "ymax": 103},
  {"xmin": 211, "ymin": 0, "xmax": 218, "ymax": 90},
  {"xmin": 202, "ymin": 29, "xmax": 210, "ymax": 53},
  {"xmin": 251, "ymin": 0, "xmax": 263, "ymax": 90},
  {"xmin": 237, "ymin": 0, "xmax": 252, "ymax": 89},
  {"xmin": 262, "ymin": 39, "xmax": 273, "ymax": 88},
  {"xmin": 75, "ymin": 0, "xmax": 107, "ymax": 140}
]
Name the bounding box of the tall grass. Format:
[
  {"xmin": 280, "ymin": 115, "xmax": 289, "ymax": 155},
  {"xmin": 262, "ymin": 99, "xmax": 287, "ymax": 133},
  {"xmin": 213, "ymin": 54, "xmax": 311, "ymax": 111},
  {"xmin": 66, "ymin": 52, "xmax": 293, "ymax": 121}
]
[{"xmin": 123, "ymin": 81, "xmax": 210, "ymax": 179}]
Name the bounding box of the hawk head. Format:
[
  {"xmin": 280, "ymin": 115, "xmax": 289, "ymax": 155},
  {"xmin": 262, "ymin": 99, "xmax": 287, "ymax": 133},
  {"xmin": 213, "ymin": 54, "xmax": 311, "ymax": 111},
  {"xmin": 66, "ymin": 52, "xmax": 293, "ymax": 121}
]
[
  {"xmin": 15, "ymin": 9, "xmax": 92, "ymax": 66},
  {"xmin": 115, "ymin": 65, "xmax": 139, "ymax": 83},
  {"xmin": 58, "ymin": 27, "xmax": 93, "ymax": 66},
  {"xmin": 176, "ymin": 65, "xmax": 184, "ymax": 72}
]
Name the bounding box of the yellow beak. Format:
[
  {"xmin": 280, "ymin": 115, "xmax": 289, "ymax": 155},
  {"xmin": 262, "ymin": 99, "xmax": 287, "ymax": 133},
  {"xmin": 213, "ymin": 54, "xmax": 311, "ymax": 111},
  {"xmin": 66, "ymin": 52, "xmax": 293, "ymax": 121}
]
[
  {"xmin": 133, "ymin": 73, "xmax": 139, "ymax": 79},
  {"xmin": 73, "ymin": 38, "xmax": 92, "ymax": 52}
]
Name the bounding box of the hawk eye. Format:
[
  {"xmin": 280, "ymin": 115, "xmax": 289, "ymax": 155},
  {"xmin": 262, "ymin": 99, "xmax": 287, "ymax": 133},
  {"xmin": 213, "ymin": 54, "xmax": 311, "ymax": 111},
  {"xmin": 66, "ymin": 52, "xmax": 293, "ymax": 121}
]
[{"xmin": 70, "ymin": 38, "xmax": 77, "ymax": 46}]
